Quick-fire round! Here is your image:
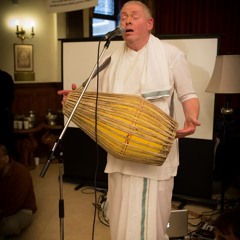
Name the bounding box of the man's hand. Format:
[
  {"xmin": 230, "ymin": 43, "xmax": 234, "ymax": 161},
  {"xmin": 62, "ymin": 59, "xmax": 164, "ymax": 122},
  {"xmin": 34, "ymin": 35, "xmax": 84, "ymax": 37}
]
[
  {"xmin": 57, "ymin": 84, "xmax": 77, "ymax": 105},
  {"xmin": 175, "ymin": 98, "xmax": 201, "ymax": 138},
  {"xmin": 175, "ymin": 116, "xmax": 201, "ymax": 138}
]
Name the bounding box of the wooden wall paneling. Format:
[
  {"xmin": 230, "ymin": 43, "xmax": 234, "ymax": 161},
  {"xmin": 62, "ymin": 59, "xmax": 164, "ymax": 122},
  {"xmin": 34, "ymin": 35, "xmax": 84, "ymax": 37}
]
[
  {"xmin": 12, "ymin": 83, "xmax": 63, "ymax": 123},
  {"xmin": 12, "ymin": 82, "xmax": 64, "ymax": 163},
  {"xmin": 13, "ymin": 90, "xmax": 35, "ymax": 117}
]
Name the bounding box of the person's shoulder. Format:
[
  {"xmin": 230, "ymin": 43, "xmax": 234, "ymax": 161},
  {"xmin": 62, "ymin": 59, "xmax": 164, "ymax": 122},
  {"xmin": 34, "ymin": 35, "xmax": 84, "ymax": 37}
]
[
  {"xmin": 0, "ymin": 70, "xmax": 14, "ymax": 86},
  {"xmin": 156, "ymin": 37, "xmax": 186, "ymax": 64},
  {"xmin": 150, "ymin": 35, "xmax": 182, "ymax": 54},
  {"xmin": 12, "ymin": 160, "xmax": 30, "ymax": 175},
  {"xmin": 0, "ymin": 69, "xmax": 12, "ymax": 78},
  {"xmin": 160, "ymin": 40, "xmax": 184, "ymax": 55},
  {"xmin": 9, "ymin": 160, "xmax": 33, "ymax": 187}
]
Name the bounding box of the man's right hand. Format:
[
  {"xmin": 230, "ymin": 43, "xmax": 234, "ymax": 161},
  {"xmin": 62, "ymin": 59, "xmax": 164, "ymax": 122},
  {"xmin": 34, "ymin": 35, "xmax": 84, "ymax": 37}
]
[{"xmin": 57, "ymin": 83, "xmax": 77, "ymax": 105}]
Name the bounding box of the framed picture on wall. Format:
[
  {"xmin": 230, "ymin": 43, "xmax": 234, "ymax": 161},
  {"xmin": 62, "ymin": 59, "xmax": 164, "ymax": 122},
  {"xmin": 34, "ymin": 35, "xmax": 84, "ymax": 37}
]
[{"xmin": 14, "ymin": 44, "xmax": 34, "ymax": 72}]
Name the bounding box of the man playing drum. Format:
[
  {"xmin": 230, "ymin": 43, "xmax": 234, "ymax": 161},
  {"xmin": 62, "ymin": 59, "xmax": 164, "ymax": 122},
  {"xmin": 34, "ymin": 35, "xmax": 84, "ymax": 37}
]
[{"xmin": 59, "ymin": 1, "xmax": 200, "ymax": 239}]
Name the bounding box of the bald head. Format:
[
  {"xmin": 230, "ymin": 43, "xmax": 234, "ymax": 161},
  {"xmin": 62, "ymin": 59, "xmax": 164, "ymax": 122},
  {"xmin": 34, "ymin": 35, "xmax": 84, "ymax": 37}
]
[{"xmin": 121, "ymin": 1, "xmax": 152, "ymax": 19}]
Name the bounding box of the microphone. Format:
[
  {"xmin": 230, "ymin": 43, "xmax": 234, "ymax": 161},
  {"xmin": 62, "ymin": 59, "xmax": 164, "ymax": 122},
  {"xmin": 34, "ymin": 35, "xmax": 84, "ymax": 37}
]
[{"xmin": 104, "ymin": 26, "xmax": 125, "ymax": 41}]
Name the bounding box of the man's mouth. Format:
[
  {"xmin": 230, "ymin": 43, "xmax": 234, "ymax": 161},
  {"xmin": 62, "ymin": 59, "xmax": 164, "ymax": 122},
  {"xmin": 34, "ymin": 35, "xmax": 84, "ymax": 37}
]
[{"xmin": 125, "ymin": 29, "xmax": 134, "ymax": 33}]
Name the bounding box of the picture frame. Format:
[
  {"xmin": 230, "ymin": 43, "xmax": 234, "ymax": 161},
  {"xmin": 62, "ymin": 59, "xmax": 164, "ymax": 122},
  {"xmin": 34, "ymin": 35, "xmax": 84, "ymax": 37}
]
[{"xmin": 14, "ymin": 44, "xmax": 34, "ymax": 72}]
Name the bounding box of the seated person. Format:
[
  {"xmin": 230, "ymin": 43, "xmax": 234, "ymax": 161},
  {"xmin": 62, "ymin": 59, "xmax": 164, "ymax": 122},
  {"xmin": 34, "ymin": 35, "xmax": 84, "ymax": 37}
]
[
  {"xmin": 214, "ymin": 208, "xmax": 240, "ymax": 240},
  {"xmin": 0, "ymin": 144, "xmax": 37, "ymax": 239},
  {"xmin": 0, "ymin": 70, "xmax": 16, "ymax": 159}
]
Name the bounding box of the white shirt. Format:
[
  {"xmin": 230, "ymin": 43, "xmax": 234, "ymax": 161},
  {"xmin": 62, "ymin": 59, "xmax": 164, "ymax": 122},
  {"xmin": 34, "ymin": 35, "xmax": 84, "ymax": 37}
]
[{"xmin": 90, "ymin": 35, "xmax": 197, "ymax": 180}]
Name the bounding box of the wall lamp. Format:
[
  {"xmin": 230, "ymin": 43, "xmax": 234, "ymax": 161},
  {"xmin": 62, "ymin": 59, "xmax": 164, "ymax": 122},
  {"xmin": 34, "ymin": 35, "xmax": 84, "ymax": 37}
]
[{"xmin": 16, "ymin": 21, "xmax": 35, "ymax": 42}]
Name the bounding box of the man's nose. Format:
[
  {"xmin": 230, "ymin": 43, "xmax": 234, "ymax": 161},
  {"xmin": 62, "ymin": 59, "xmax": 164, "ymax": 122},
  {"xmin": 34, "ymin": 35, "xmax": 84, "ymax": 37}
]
[{"xmin": 126, "ymin": 17, "xmax": 132, "ymax": 25}]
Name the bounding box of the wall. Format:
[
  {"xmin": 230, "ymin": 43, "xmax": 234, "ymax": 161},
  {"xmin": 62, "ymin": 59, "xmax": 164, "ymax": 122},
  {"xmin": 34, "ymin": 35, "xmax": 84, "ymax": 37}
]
[
  {"xmin": 0, "ymin": 0, "xmax": 66, "ymax": 83},
  {"xmin": 12, "ymin": 82, "xmax": 63, "ymax": 121}
]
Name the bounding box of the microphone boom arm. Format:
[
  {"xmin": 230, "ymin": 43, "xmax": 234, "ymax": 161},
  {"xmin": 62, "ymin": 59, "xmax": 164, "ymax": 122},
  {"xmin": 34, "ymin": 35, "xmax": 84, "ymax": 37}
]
[{"xmin": 40, "ymin": 41, "xmax": 110, "ymax": 178}]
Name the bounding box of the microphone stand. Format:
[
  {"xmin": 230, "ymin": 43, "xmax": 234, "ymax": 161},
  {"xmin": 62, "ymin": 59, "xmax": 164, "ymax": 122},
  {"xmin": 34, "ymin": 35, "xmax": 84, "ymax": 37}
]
[{"xmin": 39, "ymin": 39, "xmax": 112, "ymax": 240}]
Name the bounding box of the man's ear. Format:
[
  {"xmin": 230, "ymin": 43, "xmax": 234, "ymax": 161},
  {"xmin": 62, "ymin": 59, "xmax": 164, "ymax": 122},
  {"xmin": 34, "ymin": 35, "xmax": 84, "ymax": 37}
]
[{"xmin": 147, "ymin": 18, "xmax": 154, "ymax": 32}]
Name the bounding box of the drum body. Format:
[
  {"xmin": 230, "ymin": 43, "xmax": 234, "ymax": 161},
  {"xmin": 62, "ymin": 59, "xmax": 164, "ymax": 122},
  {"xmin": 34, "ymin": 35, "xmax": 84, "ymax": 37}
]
[{"xmin": 63, "ymin": 89, "xmax": 178, "ymax": 166}]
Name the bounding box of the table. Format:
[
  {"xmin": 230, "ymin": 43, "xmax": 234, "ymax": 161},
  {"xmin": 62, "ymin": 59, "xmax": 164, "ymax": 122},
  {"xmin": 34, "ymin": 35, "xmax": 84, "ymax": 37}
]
[
  {"xmin": 14, "ymin": 123, "xmax": 63, "ymax": 167},
  {"xmin": 14, "ymin": 124, "xmax": 43, "ymax": 168}
]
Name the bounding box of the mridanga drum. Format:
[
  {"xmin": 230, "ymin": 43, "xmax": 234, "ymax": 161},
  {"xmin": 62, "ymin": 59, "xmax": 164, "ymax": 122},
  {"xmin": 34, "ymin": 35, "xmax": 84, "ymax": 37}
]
[{"xmin": 63, "ymin": 89, "xmax": 178, "ymax": 166}]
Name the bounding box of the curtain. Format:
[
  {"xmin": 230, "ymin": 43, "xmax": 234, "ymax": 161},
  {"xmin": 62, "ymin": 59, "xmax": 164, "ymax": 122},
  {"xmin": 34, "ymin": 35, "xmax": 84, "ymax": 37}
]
[
  {"xmin": 118, "ymin": 0, "xmax": 240, "ymax": 54},
  {"xmin": 154, "ymin": 0, "xmax": 240, "ymax": 54}
]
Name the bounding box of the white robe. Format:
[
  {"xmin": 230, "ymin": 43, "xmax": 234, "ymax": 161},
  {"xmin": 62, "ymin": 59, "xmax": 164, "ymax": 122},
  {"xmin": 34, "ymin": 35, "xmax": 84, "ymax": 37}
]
[
  {"xmin": 88, "ymin": 34, "xmax": 197, "ymax": 240},
  {"xmin": 100, "ymin": 35, "xmax": 184, "ymax": 181}
]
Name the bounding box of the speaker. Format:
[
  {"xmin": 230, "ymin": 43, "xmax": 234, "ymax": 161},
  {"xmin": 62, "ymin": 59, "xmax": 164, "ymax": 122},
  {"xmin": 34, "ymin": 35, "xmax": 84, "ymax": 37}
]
[
  {"xmin": 62, "ymin": 127, "xmax": 108, "ymax": 189},
  {"xmin": 174, "ymin": 138, "xmax": 215, "ymax": 199}
]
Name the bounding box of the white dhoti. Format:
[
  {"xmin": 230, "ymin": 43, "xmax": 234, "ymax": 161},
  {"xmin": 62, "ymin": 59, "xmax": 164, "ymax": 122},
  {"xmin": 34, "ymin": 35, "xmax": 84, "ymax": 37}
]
[{"xmin": 107, "ymin": 173, "xmax": 174, "ymax": 240}]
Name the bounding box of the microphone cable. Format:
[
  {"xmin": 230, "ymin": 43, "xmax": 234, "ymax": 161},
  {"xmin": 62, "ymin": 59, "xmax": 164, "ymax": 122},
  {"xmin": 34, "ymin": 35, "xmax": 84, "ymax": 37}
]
[{"xmin": 91, "ymin": 38, "xmax": 102, "ymax": 240}]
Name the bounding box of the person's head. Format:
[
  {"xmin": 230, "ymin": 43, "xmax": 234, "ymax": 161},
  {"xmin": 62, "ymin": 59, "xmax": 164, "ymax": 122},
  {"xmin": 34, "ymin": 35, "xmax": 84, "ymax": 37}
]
[
  {"xmin": 214, "ymin": 208, "xmax": 240, "ymax": 240},
  {"xmin": 0, "ymin": 144, "xmax": 10, "ymax": 175},
  {"xmin": 120, "ymin": 1, "xmax": 154, "ymax": 51}
]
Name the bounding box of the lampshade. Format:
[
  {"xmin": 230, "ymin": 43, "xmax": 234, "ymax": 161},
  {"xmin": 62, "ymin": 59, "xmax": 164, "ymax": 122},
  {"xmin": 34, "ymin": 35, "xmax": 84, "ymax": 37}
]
[{"xmin": 206, "ymin": 55, "xmax": 240, "ymax": 93}]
